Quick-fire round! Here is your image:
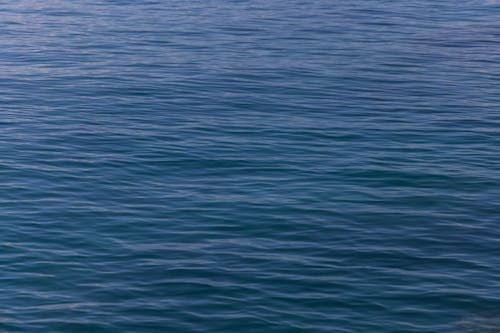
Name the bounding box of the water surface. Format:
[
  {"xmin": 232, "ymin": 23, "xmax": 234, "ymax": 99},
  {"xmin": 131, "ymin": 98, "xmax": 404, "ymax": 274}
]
[{"xmin": 1, "ymin": 1, "xmax": 500, "ymax": 332}]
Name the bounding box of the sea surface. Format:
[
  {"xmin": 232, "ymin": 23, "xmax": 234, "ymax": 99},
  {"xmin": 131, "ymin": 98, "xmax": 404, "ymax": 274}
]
[{"xmin": 1, "ymin": 1, "xmax": 500, "ymax": 332}]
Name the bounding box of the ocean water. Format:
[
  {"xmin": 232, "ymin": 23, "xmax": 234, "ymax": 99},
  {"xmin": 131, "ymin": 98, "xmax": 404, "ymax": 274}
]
[{"xmin": 1, "ymin": 0, "xmax": 500, "ymax": 332}]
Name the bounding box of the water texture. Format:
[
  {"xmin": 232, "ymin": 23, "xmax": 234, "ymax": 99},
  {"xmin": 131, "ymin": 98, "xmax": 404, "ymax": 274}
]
[{"xmin": 1, "ymin": 1, "xmax": 500, "ymax": 332}]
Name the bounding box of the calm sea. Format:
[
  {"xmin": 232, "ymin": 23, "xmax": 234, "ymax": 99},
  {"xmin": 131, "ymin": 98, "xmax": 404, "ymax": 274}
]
[{"xmin": 1, "ymin": 1, "xmax": 499, "ymax": 332}]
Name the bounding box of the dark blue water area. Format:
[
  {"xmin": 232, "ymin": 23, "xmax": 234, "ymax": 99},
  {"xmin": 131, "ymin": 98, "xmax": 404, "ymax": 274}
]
[{"xmin": 1, "ymin": 0, "xmax": 500, "ymax": 332}]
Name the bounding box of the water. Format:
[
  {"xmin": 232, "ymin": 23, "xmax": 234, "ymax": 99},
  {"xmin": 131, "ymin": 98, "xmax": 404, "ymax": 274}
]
[{"xmin": 1, "ymin": 0, "xmax": 500, "ymax": 332}]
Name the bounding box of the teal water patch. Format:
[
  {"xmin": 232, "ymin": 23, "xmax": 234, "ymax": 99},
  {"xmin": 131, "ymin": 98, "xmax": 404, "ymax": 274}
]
[{"xmin": 456, "ymin": 313, "xmax": 500, "ymax": 333}]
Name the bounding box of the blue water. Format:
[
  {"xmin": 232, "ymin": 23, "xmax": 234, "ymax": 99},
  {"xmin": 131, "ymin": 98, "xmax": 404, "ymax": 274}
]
[{"xmin": 1, "ymin": 0, "xmax": 500, "ymax": 332}]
